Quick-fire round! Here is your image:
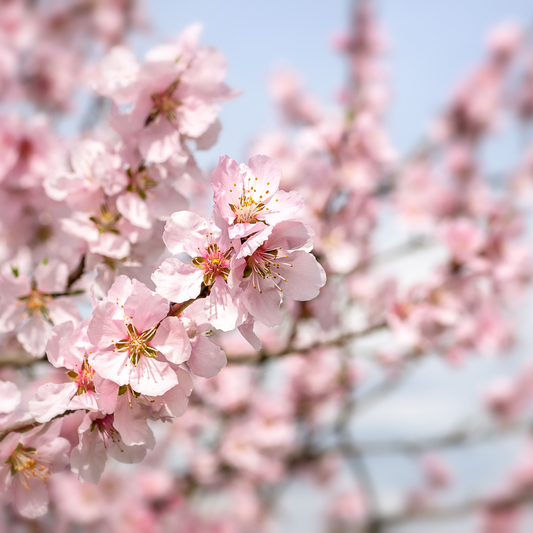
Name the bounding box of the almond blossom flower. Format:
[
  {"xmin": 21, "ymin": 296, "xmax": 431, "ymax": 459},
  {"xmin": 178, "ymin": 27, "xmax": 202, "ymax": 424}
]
[
  {"xmin": 0, "ymin": 421, "xmax": 70, "ymax": 518},
  {"xmin": 153, "ymin": 211, "xmax": 243, "ymax": 332},
  {"xmin": 98, "ymin": 24, "xmax": 238, "ymax": 164},
  {"xmin": 114, "ymin": 366, "xmax": 193, "ymax": 447},
  {"xmin": 211, "ymin": 154, "xmax": 304, "ymax": 239},
  {"xmin": 87, "ymin": 278, "xmax": 191, "ymax": 396},
  {"xmin": 116, "ymin": 161, "xmax": 188, "ymax": 230},
  {"xmin": 232, "ymin": 220, "xmax": 326, "ymax": 327},
  {"xmin": 29, "ymin": 320, "xmax": 118, "ymax": 423},
  {"xmin": 70, "ymin": 413, "xmax": 147, "ymax": 484},
  {"xmin": 61, "ymin": 201, "xmax": 147, "ymax": 260},
  {"xmin": 0, "ymin": 259, "xmax": 80, "ymax": 356},
  {"xmin": 179, "ymin": 300, "xmax": 228, "ymax": 378}
]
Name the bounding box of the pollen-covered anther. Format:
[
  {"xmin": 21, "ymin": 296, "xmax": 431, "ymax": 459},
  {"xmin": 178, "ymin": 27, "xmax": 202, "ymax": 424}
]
[
  {"xmin": 21, "ymin": 287, "xmax": 51, "ymax": 316},
  {"xmin": 228, "ymin": 194, "xmax": 266, "ymax": 224},
  {"xmin": 67, "ymin": 359, "xmax": 96, "ymax": 395},
  {"xmin": 192, "ymin": 243, "xmax": 231, "ymax": 286},
  {"xmin": 91, "ymin": 414, "xmax": 122, "ymax": 450},
  {"xmin": 7, "ymin": 444, "xmax": 52, "ymax": 489},
  {"xmin": 115, "ymin": 322, "xmax": 159, "ymax": 365}
]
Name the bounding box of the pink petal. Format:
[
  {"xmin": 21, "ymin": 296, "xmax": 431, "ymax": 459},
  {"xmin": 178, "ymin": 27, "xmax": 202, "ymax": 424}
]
[
  {"xmin": 123, "ymin": 287, "xmax": 169, "ymax": 333},
  {"xmin": 13, "ymin": 475, "xmax": 49, "ymax": 518},
  {"xmin": 45, "ymin": 321, "xmax": 85, "ymax": 369},
  {"xmin": 0, "ymin": 380, "xmax": 21, "ymax": 414},
  {"xmin": 87, "ymin": 301, "xmax": 127, "ymax": 348},
  {"xmin": 151, "ymin": 316, "xmax": 191, "ymax": 364},
  {"xmin": 242, "ymin": 281, "xmax": 283, "ymax": 328},
  {"xmin": 29, "ymin": 382, "xmax": 77, "ymax": 423},
  {"xmin": 204, "ymin": 278, "xmax": 242, "ymax": 332},
  {"xmin": 139, "ymin": 119, "xmax": 182, "ymax": 164},
  {"xmin": 277, "ymin": 251, "xmax": 326, "ymax": 301},
  {"xmin": 162, "ymin": 210, "xmax": 209, "ymax": 256},
  {"xmin": 17, "ymin": 315, "xmax": 52, "ymax": 357},
  {"xmin": 129, "ymin": 356, "xmax": 178, "ymax": 397},
  {"xmin": 188, "ymin": 335, "xmax": 227, "ymax": 378},
  {"xmin": 246, "ymin": 154, "xmax": 282, "ymax": 203},
  {"xmin": 152, "ymin": 258, "xmax": 204, "ymax": 303},
  {"xmin": 117, "ymin": 192, "xmax": 152, "ymax": 229},
  {"xmin": 114, "ymin": 392, "xmax": 155, "ymax": 447},
  {"xmin": 34, "ymin": 260, "xmax": 68, "ymax": 293},
  {"xmin": 48, "ymin": 297, "xmax": 81, "ymax": 325}
]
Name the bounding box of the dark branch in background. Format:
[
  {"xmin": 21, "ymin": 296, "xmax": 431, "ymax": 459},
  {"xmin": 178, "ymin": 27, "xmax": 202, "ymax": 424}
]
[
  {"xmin": 67, "ymin": 254, "xmax": 86, "ymax": 290},
  {"xmin": 226, "ymin": 321, "xmax": 387, "ymax": 364},
  {"xmin": 0, "ymin": 410, "xmax": 74, "ymax": 442},
  {"xmin": 380, "ymin": 486, "xmax": 533, "ymax": 528},
  {"xmin": 352, "ymin": 420, "xmax": 527, "ymax": 455}
]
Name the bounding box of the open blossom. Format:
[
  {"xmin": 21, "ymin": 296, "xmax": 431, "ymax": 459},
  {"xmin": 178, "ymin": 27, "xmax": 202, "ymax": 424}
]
[
  {"xmin": 211, "ymin": 154, "xmax": 304, "ymax": 239},
  {"xmin": 179, "ymin": 300, "xmax": 228, "ymax": 378},
  {"xmin": 232, "ymin": 220, "xmax": 326, "ymax": 327},
  {"xmin": 95, "ymin": 24, "xmax": 238, "ymax": 164},
  {"xmin": 70, "ymin": 413, "xmax": 147, "ymax": 484},
  {"xmin": 0, "ymin": 421, "xmax": 70, "ymax": 518},
  {"xmin": 114, "ymin": 365, "xmax": 193, "ymax": 447},
  {"xmin": 153, "ymin": 211, "xmax": 242, "ymax": 332},
  {"xmin": 87, "ymin": 277, "xmax": 191, "ymax": 396},
  {"xmin": 0, "ymin": 259, "xmax": 80, "ymax": 356},
  {"xmin": 29, "ymin": 320, "xmax": 118, "ymax": 423}
]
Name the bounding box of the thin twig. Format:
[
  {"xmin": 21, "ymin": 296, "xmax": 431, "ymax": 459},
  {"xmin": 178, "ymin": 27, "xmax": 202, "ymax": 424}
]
[{"xmin": 226, "ymin": 321, "xmax": 387, "ymax": 364}]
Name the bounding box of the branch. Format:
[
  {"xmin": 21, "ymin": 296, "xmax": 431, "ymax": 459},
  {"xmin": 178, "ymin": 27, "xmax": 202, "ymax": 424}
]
[
  {"xmin": 226, "ymin": 321, "xmax": 387, "ymax": 364},
  {"xmin": 67, "ymin": 254, "xmax": 86, "ymax": 290},
  {"xmin": 349, "ymin": 420, "xmax": 526, "ymax": 455},
  {"xmin": 0, "ymin": 418, "xmax": 40, "ymax": 442},
  {"xmin": 379, "ymin": 486, "xmax": 533, "ymax": 527},
  {"xmin": 344, "ymin": 235, "xmax": 433, "ymax": 276},
  {"xmin": 168, "ymin": 298, "xmax": 199, "ymax": 317},
  {"xmin": 0, "ymin": 410, "xmax": 75, "ymax": 442}
]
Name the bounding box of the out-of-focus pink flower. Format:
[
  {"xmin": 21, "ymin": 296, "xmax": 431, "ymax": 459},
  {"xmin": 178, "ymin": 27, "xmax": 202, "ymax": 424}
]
[{"xmin": 0, "ymin": 421, "xmax": 70, "ymax": 518}]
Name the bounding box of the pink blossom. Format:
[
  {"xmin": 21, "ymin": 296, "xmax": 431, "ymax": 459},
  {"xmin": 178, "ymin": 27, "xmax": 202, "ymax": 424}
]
[
  {"xmin": 29, "ymin": 320, "xmax": 118, "ymax": 423},
  {"xmin": 0, "ymin": 421, "xmax": 70, "ymax": 518},
  {"xmin": 0, "ymin": 259, "xmax": 80, "ymax": 356},
  {"xmin": 87, "ymin": 277, "xmax": 191, "ymax": 396},
  {"xmin": 211, "ymin": 154, "xmax": 304, "ymax": 240},
  {"xmin": 70, "ymin": 413, "xmax": 147, "ymax": 484},
  {"xmin": 232, "ymin": 220, "xmax": 326, "ymax": 327},
  {"xmin": 153, "ymin": 211, "xmax": 243, "ymax": 332}
]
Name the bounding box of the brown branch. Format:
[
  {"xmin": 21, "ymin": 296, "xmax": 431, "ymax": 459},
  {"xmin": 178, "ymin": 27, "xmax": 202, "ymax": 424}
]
[
  {"xmin": 349, "ymin": 420, "xmax": 527, "ymax": 456},
  {"xmin": 379, "ymin": 486, "xmax": 533, "ymax": 527},
  {"xmin": 344, "ymin": 235, "xmax": 432, "ymax": 276},
  {"xmin": 226, "ymin": 321, "xmax": 387, "ymax": 364},
  {"xmin": 168, "ymin": 298, "xmax": 199, "ymax": 317},
  {"xmin": 0, "ymin": 418, "xmax": 40, "ymax": 442},
  {"xmin": 0, "ymin": 410, "xmax": 75, "ymax": 442},
  {"xmin": 67, "ymin": 254, "xmax": 86, "ymax": 290}
]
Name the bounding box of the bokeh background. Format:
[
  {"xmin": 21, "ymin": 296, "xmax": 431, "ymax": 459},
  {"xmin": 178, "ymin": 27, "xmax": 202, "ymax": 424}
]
[{"xmin": 124, "ymin": 2, "xmax": 533, "ymax": 531}]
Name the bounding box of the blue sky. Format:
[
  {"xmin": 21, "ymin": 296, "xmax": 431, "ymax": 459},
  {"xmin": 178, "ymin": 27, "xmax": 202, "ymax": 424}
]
[{"xmin": 130, "ymin": 0, "xmax": 533, "ymax": 169}]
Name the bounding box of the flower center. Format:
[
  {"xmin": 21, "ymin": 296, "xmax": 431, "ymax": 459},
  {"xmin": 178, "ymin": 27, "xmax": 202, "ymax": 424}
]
[
  {"xmin": 89, "ymin": 204, "xmax": 122, "ymax": 234},
  {"xmin": 230, "ymin": 196, "xmax": 265, "ymax": 224},
  {"xmin": 126, "ymin": 164, "xmax": 158, "ymax": 200},
  {"xmin": 91, "ymin": 414, "xmax": 121, "ymax": 449},
  {"xmin": 67, "ymin": 359, "xmax": 96, "ymax": 395},
  {"xmin": 146, "ymin": 79, "xmax": 181, "ymax": 126},
  {"xmin": 244, "ymin": 247, "xmax": 279, "ymax": 279},
  {"xmin": 6, "ymin": 444, "xmax": 51, "ymax": 488},
  {"xmin": 115, "ymin": 322, "xmax": 159, "ymax": 365},
  {"xmin": 22, "ymin": 287, "xmax": 51, "ymax": 316},
  {"xmin": 192, "ymin": 243, "xmax": 232, "ymax": 286}
]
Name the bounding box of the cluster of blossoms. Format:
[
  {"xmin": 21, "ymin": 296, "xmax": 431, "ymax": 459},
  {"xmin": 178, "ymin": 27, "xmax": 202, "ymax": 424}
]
[
  {"xmin": 3, "ymin": 1, "xmax": 533, "ymax": 532},
  {"xmin": 0, "ymin": 0, "xmax": 325, "ymax": 518}
]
